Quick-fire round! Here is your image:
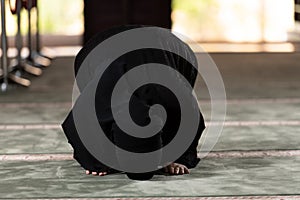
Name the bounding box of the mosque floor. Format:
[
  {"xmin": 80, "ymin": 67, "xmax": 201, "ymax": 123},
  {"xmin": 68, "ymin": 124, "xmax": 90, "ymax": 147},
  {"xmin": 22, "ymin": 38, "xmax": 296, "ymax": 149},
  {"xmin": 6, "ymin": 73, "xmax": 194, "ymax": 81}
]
[{"xmin": 0, "ymin": 53, "xmax": 299, "ymax": 199}]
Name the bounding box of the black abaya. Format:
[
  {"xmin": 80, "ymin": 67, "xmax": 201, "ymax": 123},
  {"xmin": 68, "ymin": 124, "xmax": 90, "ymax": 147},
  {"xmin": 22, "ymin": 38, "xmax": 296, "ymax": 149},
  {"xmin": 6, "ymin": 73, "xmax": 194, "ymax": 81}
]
[{"xmin": 62, "ymin": 25, "xmax": 205, "ymax": 175}]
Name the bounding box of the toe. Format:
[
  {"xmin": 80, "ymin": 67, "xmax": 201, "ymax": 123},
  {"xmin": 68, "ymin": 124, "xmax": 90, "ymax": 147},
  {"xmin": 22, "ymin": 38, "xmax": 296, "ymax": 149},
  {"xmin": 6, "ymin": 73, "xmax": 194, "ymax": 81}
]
[
  {"xmin": 170, "ymin": 167, "xmax": 175, "ymax": 174},
  {"xmin": 184, "ymin": 167, "xmax": 190, "ymax": 174},
  {"xmin": 92, "ymin": 171, "xmax": 98, "ymax": 176},
  {"xmin": 99, "ymin": 172, "xmax": 108, "ymax": 176},
  {"xmin": 180, "ymin": 167, "xmax": 185, "ymax": 175}
]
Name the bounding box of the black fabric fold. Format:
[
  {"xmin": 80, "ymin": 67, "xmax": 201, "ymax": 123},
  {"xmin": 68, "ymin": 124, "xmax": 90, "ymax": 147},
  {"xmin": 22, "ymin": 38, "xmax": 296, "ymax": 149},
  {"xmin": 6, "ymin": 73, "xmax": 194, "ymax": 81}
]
[{"xmin": 62, "ymin": 25, "xmax": 205, "ymax": 173}]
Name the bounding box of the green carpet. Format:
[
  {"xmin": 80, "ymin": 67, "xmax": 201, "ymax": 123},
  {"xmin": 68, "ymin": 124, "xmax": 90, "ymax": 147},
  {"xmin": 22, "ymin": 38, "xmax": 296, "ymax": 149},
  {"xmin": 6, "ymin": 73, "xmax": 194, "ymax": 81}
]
[{"xmin": 0, "ymin": 53, "xmax": 300, "ymax": 199}]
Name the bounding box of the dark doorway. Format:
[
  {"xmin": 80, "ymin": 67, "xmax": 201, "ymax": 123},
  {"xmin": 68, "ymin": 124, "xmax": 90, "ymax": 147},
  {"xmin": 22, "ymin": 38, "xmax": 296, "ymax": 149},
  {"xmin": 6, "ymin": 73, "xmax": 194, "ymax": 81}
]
[{"xmin": 83, "ymin": 0, "xmax": 172, "ymax": 43}]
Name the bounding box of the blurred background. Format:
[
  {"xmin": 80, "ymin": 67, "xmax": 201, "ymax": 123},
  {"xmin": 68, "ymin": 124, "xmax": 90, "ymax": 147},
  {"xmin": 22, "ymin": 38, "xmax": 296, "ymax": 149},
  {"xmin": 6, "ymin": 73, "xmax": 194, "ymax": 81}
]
[{"xmin": 3, "ymin": 0, "xmax": 300, "ymax": 53}]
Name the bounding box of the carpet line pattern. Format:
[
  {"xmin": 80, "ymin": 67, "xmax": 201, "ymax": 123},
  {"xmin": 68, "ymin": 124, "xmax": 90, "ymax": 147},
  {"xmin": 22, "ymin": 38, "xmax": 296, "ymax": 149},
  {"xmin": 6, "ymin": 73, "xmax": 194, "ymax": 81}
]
[
  {"xmin": 1, "ymin": 150, "xmax": 300, "ymax": 161},
  {"xmin": 0, "ymin": 98, "xmax": 300, "ymax": 108},
  {"xmin": 0, "ymin": 120, "xmax": 299, "ymax": 131}
]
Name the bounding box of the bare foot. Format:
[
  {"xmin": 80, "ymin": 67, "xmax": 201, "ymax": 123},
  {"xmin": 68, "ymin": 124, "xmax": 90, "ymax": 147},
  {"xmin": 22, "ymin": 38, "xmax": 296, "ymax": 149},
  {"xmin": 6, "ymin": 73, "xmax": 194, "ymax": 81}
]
[
  {"xmin": 164, "ymin": 163, "xmax": 190, "ymax": 175},
  {"xmin": 85, "ymin": 170, "xmax": 108, "ymax": 176}
]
